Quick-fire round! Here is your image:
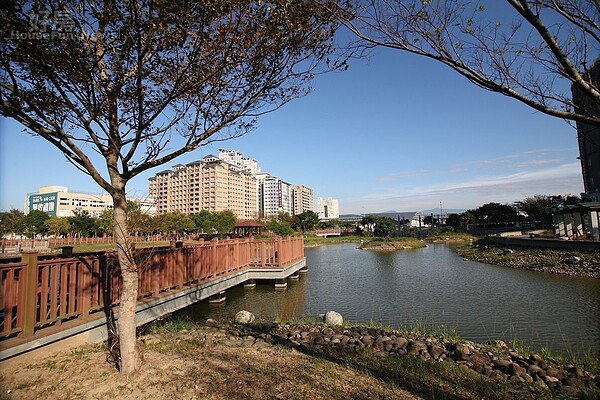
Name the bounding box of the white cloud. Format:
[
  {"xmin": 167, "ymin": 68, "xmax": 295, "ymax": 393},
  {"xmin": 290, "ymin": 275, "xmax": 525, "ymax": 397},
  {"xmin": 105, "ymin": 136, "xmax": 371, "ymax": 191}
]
[{"xmin": 342, "ymin": 162, "xmax": 583, "ymax": 213}]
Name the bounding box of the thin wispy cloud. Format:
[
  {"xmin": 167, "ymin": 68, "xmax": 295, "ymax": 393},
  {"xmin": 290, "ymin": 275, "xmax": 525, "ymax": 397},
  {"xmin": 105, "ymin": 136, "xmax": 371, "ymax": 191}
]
[
  {"xmin": 374, "ymin": 148, "xmax": 577, "ymax": 183},
  {"xmin": 344, "ymin": 162, "xmax": 582, "ymax": 212}
]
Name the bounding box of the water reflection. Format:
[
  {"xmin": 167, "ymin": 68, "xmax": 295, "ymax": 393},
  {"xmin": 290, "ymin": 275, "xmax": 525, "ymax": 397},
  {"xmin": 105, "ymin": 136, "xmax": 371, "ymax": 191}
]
[{"xmin": 179, "ymin": 243, "xmax": 600, "ymax": 357}]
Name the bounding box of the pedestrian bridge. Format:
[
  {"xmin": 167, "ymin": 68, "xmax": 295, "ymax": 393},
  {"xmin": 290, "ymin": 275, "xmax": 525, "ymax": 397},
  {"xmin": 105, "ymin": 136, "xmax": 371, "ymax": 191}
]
[
  {"xmin": 0, "ymin": 237, "xmax": 306, "ymax": 361},
  {"xmin": 310, "ymin": 228, "xmax": 342, "ymax": 237}
]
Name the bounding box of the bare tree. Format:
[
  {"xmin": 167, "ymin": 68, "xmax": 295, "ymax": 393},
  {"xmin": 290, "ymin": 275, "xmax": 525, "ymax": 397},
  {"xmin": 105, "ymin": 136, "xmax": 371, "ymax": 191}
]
[
  {"xmin": 0, "ymin": 0, "xmax": 348, "ymax": 374},
  {"xmin": 332, "ymin": 0, "xmax": 599, "ymax": 127}
]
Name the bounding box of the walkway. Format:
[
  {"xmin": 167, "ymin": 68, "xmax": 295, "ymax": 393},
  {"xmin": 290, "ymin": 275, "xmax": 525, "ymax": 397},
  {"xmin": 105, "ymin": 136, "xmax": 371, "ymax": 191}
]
[{"xmin": 0, "ymin": 236, "xmax": 305, "ymax": 361}]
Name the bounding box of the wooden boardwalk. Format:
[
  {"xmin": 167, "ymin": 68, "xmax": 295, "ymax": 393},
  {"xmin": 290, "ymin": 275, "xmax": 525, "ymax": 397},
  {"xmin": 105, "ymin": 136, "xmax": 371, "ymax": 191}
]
[{"xmin": 0, "ymin": 237, "xmax": 305, "ymax": 360}]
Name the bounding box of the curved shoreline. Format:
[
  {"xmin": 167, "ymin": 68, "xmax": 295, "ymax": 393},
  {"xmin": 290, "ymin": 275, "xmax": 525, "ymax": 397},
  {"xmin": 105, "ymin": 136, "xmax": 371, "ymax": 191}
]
[{"xmin": 453, "ymin": 240, "xmax": 600, "ymax": 279}]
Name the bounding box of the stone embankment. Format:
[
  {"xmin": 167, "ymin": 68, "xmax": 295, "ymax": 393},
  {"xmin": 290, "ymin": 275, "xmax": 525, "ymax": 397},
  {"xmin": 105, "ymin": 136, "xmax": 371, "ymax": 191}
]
[{"xmin": 209, "ymin": 311, "xmax": 600, "ymax": 397}]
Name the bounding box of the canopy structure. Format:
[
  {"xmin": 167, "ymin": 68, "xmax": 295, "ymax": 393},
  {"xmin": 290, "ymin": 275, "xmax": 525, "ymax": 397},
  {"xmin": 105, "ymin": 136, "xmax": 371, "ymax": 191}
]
[
  {"xmin": 553, "ymin": 202, "xmax": 600, "ymax": 240},
  {"xmin": 233, "ymin": 220, "xmax": 264, "ymax": 237}
]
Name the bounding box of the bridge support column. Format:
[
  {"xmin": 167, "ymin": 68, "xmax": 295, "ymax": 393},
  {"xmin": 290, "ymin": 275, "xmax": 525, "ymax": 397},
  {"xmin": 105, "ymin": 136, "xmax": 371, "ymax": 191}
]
[
  {"xmin": 243, "ymin": 279, "xmax": 256, "ymax": 288},
  {"xmin": 208, "ymin": 291, "xmax": 226, "ymax": 304},
  {"xmin": 274, "ymin": 279, "xmax": 287, "ymax": 289},
  {"xmin": 299, "ymin": 266, "xmax": 308, "ymax": 274},
  {"xmin": 590, "ymin": 211, "xmax": 600, "ymax": 240},
  {"xmin": 289, "ymin": 273, "xmax": 299, "ymax": 280}
]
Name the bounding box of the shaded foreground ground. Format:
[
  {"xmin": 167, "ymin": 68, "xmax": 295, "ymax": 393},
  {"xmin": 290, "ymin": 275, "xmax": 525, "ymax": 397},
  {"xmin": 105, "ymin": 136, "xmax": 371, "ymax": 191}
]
[
  {"xmin": 0, "ymin": 327, "xmax": 421, "ymax": 400},
  {"xmin": 2, "ymin": 320, "xmax": 598, "ymax": 400}
]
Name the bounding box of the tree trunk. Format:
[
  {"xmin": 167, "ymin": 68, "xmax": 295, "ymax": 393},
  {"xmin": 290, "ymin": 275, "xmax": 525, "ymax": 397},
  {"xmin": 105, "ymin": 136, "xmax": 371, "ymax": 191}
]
[{"xmin": 111, "ymin": 186, "xmax": 142, "ymax": 374}]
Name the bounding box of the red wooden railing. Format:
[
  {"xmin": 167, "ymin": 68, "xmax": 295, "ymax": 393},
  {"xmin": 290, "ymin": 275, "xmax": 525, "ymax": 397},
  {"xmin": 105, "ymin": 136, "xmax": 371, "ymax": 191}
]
[{"xmin": 0, "ymin": 236, "xmax": 304, "ymax": 341}]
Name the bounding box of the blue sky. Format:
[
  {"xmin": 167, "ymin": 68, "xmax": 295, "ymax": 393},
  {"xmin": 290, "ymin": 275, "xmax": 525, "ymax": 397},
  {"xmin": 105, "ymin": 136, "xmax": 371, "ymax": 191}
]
[{"xmin": 0, "ymin": 45, "xmax": 583, "ymax": 215}]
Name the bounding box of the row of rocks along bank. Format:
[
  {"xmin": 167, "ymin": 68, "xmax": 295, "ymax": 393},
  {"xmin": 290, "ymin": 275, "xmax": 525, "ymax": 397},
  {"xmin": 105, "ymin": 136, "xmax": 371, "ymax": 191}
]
[
  {"xmin": 179, "ymin": 311, "xmax": 600, "ymax": 397},
  {"xmin": 458, "ymin": 245, "xmax": 600, "ymax": 279}
]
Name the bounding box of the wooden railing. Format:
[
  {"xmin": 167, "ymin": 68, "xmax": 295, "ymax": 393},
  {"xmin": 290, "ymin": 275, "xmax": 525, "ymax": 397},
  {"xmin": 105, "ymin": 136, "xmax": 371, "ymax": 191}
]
[{"xmin": 0, "ymin": 236, "xmax": 304, "ymax": 341}]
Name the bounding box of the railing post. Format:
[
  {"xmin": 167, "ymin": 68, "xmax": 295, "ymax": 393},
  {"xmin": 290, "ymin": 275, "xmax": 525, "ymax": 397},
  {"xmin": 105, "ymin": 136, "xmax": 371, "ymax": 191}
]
[
  {"xmin": 276, "ymin": 236, "xmax": 283, "ymax": 266},
  {"xmin": 20, "ymin": 251, "xmax": 39, "ymax": 338}
]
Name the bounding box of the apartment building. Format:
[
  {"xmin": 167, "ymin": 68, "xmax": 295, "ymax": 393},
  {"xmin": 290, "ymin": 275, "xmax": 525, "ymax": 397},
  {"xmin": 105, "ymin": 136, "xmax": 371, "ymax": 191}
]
[
  {"xmin": 218, "ymin": 148, "xmax": 261, "ymax": 175},
  {"xmin": 317, "ymin": 197, "xmax": 340, "ymax": 220},
  {"xmin": 291, "ymin": 185, "xmax": 314, "ymax": 215},
  {"xmin": 149, "ymin": 155, "xmax": 257, "ymax": 219},
  {"xmin": 256, "ymin": 173, "xmax": 293, "ymax": 218},
  {"xmin": 24, "ymin": 185, "xmax": 113, "ymax": 218}
]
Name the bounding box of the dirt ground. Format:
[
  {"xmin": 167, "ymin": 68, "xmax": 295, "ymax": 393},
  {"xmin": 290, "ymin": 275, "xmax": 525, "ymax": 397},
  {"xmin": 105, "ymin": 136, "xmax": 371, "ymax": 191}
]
[{"xmin": 0, "ymin": 328, "xmax": 422, "ymax": 400}]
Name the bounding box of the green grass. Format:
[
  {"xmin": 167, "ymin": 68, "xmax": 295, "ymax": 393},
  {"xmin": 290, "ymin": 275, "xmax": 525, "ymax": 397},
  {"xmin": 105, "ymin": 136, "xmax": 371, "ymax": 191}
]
[{"xmin": 148, "ymin": 315, "xmax": 205, "ymax": 334}]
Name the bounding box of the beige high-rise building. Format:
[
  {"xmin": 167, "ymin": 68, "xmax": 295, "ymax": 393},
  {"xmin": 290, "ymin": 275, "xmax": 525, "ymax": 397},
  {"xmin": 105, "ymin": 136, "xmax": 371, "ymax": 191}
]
[
  {"xmin": 292, "ymin": 185, "xmax": 314, "ymax": 215},
  {"xmin": 149, "ymin": 155, "xmax": 257, "ymax": 219}
]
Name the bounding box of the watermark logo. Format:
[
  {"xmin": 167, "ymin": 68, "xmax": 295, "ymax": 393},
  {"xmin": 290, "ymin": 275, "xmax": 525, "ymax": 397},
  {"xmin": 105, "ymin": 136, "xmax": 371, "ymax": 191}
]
[{"xmin": 11, "ymin": 10, "xmax": 75, "ymax": 40}]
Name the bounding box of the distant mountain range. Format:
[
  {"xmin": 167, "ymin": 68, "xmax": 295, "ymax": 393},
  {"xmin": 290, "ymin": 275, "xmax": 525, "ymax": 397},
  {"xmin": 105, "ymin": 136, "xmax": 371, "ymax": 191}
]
[{"xmin": 378, "ymin": 208, "xmax": 467, "ymax": 215}]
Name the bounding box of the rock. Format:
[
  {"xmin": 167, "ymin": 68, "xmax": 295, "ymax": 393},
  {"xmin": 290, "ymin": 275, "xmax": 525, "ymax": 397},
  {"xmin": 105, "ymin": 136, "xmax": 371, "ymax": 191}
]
[
  {"xmin": 490, "ymin": 370, "xmax": 508, "ymax": 381},
  {"xmin": 509, "ymin": 363, "xmax": 527, "ymax": 378},
  {"xmin": 453, "ymin": 343, "xmax": 472, "ymax": 361},
  {"xmin": 321, "ymin": 327, "xmax": 334, "ymax": 336},
  {"xmin": 206, "ymin": 318, "xmax": 218, "ymax": 326},
  {"xmin": 468, "ymin": 352, "xmax": 489, "ymax": 367},
  {"xmin": 323, "ymin": 311, "xmax": 343, "ymax": 326},
  {"xmin": 527, "ymin": 364, "xmax": 544, "ymax": 376},
  {"xmin": 392, "ymin": 337, "xmax": 409, "ymax": 350},
  {"xmin": 567, "ymin": 366, "xmax": 585, "ymax": 378},
  {"xmin": 492, "ymin": 359, "xmax": 511, "ymax": 373},
  {"xmin": 542, "ymin": 375, "xmax": 560, "ymax": 386},
  {"xmin": 234, "ymin": 310, "xmax": 255, "ymax": 324},
  {"xmin": 560, "ymin": 385, "xmax": 580, "ymax": 394},
  {"xmin": 546, "ymin": 367, "xmax": 565, "ymax": 380},
  {"xmin": 429, "ymin": 345, "xmax": 446, "ymax": 360},
  {"xmin": 361, "ymin": 335, "xmax": 374, "ymax": 346},
  {"xmin": 567, "ymin": 256, "xmax": 581, "ymax": 264},
  {"xmin": 563, "ymin": 377, "xmax": 584, "ymax": 388},
  {"xmin": 407, "ymin": 340, "xmax": 427, "ymax": 356}
]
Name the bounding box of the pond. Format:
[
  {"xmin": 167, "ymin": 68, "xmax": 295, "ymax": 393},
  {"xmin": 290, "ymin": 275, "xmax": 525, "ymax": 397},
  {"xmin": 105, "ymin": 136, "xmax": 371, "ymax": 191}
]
[{"xmin": 178, "ymin": 243, "xmax": 600, "ymax": 358}]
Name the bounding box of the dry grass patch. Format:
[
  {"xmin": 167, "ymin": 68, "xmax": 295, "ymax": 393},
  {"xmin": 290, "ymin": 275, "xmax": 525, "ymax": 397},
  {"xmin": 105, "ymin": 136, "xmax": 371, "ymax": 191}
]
[{"xmin": 0, "ymin": 329, "xmax": 422, "ymax": 400}]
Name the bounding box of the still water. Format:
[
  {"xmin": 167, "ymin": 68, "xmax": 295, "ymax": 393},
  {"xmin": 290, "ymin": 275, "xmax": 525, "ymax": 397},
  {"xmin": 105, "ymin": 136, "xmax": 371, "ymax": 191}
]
[{"xmin": 179, "ymin": 243, "xmax": 600, "ymax": 357}]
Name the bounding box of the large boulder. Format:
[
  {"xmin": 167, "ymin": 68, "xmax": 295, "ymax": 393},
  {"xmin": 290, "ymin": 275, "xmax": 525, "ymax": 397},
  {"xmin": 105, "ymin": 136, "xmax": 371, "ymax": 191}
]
[
  {"xmin": 323, "ymin": 311, "xmax": 343, "ymax": 326},
  {"xmin": 234, "ymin": 310, "xmax": 255, "ymax": 324}
]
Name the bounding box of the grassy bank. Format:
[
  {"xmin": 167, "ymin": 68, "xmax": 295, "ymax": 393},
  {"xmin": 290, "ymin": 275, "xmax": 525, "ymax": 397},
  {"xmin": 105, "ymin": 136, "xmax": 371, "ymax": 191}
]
[{"xmin": 2, "ymin": 317, "xmax": 598, "ymax": 400}]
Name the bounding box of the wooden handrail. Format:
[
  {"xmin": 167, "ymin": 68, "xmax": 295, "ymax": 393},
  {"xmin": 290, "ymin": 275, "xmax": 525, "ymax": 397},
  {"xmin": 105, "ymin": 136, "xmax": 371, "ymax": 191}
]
[{"xmin": 0, "ymin": 236, "xmax": 304, "ymax": 341}]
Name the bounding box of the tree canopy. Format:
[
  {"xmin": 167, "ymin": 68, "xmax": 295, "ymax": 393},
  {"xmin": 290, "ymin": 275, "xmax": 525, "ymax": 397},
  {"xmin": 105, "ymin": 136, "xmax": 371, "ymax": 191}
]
[
  {"xmin": 336, "ymin": 0, "xmax": 600, "ymax": 127},
  {"xmin": 0, "ymin": 0, "xmax": 349, "ymax": 374}
]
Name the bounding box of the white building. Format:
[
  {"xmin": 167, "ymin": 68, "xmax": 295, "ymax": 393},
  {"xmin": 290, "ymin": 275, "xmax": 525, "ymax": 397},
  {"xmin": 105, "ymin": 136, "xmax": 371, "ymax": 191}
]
[
  {"xmin": 218, "ymin": 148, "xmax": 261, "ymax": 176},
  {"xmin": 256, "ymin": 173, "xmax": 293, "ymax": 218},
  {"xmin": 24, "ymin": 186, "xmax": 113, "ymax": 218},
  {"xmin": 317, "ymin": 197, "xmax": 339, "ymax": 220}
]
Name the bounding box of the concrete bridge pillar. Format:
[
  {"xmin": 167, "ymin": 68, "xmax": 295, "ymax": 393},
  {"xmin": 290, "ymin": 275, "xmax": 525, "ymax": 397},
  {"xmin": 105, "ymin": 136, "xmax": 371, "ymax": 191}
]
[
  {"xmin": 289, "ymin": 272, "xmax": 300, "ymax": 280},
  {"xmin": 572, "ymin": 213, "xmax": 583, "ymax": 239},
  {"xmin": 274, "ymin": 279, "xmax": 287, "ymax": 289},
  {"xmin": 590, "ymin": 211, "xmax": 600, "ymax": 240},
  {"xmin": 208, "ymin": 290, "xmax": 226, "ymax": 304},
  {"xmin": 243, "ymin": 279, "xmax": 256, "ymax": 288}
]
